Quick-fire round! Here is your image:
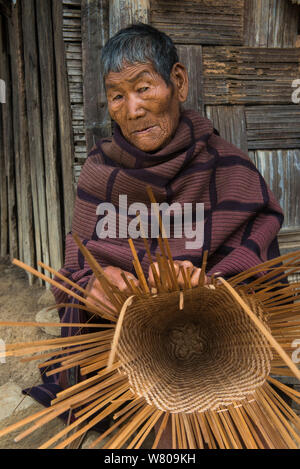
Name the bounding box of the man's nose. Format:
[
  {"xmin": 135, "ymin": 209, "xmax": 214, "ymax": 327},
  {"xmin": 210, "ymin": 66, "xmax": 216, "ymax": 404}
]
[{"xmin": 126, "ymin": 94, "xmax": 145, "ymax": 119}]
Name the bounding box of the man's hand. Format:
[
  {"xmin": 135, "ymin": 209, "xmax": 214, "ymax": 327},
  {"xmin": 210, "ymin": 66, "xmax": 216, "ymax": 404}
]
[
  {"xmin": 86, "ymin": 266, "xmax": 139, "ymax": 309},
  {"xmin": 148, "ymin": 259, "xmax": 208, "ymax": 289}
]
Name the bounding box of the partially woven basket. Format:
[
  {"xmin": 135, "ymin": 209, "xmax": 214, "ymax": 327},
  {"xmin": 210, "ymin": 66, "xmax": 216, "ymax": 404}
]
[
  {"xmin": 117, "ymin": 287, "xmax": 272, "ymax": 413},
  {"xmin": 0, "ymin": 182, "xmax": 300, "ymax": 450}
]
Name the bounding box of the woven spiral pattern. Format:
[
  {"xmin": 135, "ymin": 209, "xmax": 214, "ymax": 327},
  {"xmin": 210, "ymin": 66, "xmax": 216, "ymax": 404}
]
[{"xmin": 117, "ymin": 286, "xmax": 273, "ymax": 413}]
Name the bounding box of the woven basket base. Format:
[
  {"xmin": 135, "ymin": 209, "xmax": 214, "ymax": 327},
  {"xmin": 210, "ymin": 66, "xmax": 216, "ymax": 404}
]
[{"xmin": 117, "ymin": 286, "xmax": 273, "ymax": 413}]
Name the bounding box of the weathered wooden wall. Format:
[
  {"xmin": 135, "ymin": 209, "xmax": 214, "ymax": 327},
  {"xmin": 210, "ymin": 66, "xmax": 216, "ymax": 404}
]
[{"xmin": 0, "ymin": 0, "xmax": 75, "ymax": 285}]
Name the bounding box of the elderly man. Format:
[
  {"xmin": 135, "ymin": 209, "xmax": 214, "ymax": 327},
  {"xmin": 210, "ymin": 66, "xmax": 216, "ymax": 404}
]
[{"xmin": 25, "ymin": 23, "xmax": 283, "ymax": 446}]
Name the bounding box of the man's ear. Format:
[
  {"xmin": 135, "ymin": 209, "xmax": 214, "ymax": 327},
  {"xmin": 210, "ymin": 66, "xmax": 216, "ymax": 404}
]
[{"xmin": 170, "ymin": 62, "xmax": 189, "ymax": 103}]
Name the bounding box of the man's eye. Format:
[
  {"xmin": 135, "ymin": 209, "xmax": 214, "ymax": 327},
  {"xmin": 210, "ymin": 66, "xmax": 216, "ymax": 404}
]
[
  {"xmin": 138, "ymin": 87, "xmax": 149, "ymax": 93},
  {"xmin": 113, "ymin": 95, "xmax": 123, "ymax": 101}
]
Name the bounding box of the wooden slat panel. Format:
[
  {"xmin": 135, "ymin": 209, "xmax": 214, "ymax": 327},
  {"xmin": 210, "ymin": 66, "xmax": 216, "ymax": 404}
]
[
  {"xmin": 176, "ymin": 45, "xmax": 203, "ymax": 115},
  {"xmin": 151, "ymin": 0, "xmax": 244, "ymax": 45},
  {"xmin": 251, "ymin": 149, "xmax": 300, "ymax": 231},
  {"xmin": 82, "ymin": 0, "xmax": 111, "ymax": 153},
  {"xmin": 0, "ymin": 14, "xmax": 18, "ymax": 259},
  {"xmin": 22, "ymin": 0, "xmax": 50, "ymax": 277},
  {"xmin": 9, "ymin": 0, "xmax": 35, "ymax": 281},
  {"xmin": 9, "ymin": 6, "xmax": 22, "ymax": 261},
  {"xmin": 62, "ymin": 0, "xmax": 87, "ymax": 170},
  {"xmin": 0, "ymin": 107, "xmax": 8, "ymax": 257},
  {"xmin": 109, "ymin": 0, "xmax": 150, "ymax": 37},
  {"xmin": 246, "ymin": 105, "xmax": 300, "ymax": 149},
  {"xmin": 0, "ymin": 0, "xmax": 11, "ymax": 17},
  {"xmin": 203, "ymin": 47, "xmax": 300, "ymax": 104},
  {"xmin": 35, "ymin": 0, "xmax": 64, "ymax": 273},
  {"xmin": 52, "ymin": 0, "xmax": 76, "ymax": 235},
  {"xmin": 205, "ymin": 105, "xmax": 248, "ymax": 153},
  {"xmin": 244, "ymin": 0, "xmax": 300, "ymax": 47}
]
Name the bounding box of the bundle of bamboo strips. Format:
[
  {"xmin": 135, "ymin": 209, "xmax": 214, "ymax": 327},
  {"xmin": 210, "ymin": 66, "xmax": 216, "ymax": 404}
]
[{"xmin": 0, "ymin": 188, "xmax": 299, "ymax": 449}]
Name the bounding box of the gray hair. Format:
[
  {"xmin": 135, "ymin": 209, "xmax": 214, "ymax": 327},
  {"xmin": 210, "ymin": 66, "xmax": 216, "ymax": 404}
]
[{"xmin": 101, "ymin": 23, "xmax": 179, "ymax": 85}]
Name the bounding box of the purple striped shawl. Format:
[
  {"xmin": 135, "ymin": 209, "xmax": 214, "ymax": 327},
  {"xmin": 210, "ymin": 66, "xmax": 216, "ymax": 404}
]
[{"xmin": 24, "ymin": 109, "xmax": 283, "ymax": 409}]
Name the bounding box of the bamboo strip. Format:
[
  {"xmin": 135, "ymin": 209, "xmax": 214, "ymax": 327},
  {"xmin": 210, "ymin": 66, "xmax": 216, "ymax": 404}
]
[
  {"xmin": 107, "ymin": 295, "xmax": 135, "ymax": 369},
  {"xmin": 229, "ymin": 251, "xmax": 300, "ymax": 285},
  {"xmin": 40, "ymin": 385, "xmax": 130, "ymax": 449},
  {"xmin": 38, "ymin": 261, "xmax": 117, "ymax": 315},
  {"xmin": 215, "ymin": 408, "xmax": 240, "ymax": 449},
  {"xmin": 205, "ymin": 411, "xmax": 226, "ymax": 449},
  {"xmin": 113, "ymin": 397, "xmax": 144, "ymax": 421},
  {"xmin": 256, "ymin": 388, "xmax": 298, "ymax": 448},
  {"xmin": 12, "ymin": 258, "xmax": 115, "ymax": 321},
  {"xmin": 38, "ymin": 342, "xmax": 110, "ymax": 368},
  {"xmin": 151, "ymin": 412, "xmax": 170, "ymax": 449},
  {"xmin": 0, "ymin": 321, "xmax": 110, "ymax": 329},
  {"xmin": 72, "ymin": 233, "xmax": 122, "ymax": 311},
  {"xmin": 174, "ymin": 413, "xmax": 183, "ymax": 449},
  {"xmin": 230, "ymin": 403, "xmax": 257, "ymax": 449},
  {"xmin": 89, "ymin": 401, "xmax": 145, "ymax": 449},
  {"xmin": 72, "ymin": 381, "xmax": 131, "ymax": 417},
  {"xmin": 182, "ymin": 414, "xmax": 196, "ymax": 449},
  {"xmin": 209, "ymin": 411, "xmax": 230, "ymax": 449},
  {"xmin": 133, "ymin": 410, "xmax": 163, "ymax": 449},
  {"xmin": 239, "ymin": 405, "xmax": 265, "ymax": 449},
  {"xmin": 198, "ymin": 250, "xmax": 208, "ymax": 287},
  {"xmin": 102, "ymin": 404, "xmax": 153, "ymax": 449},
  {"xmin": 45, "ymin": 353, "xmax": 109, "ymax": 377},
  {"xmin": 179, "ymin": 265, "xmax": 189, "ymax": 290},
  {"xmin": 171, "ymin": 413, "xmax": 176, "ymax": 449},
  {"xmin": 6, "ymin": 331, "xmax": 112, "ymax": 353},
  {"xmin": 128, "ymin": 239, "xmax": 150, "ymax": 294},
  {"xmin": 265, "ymin": 385, "xmax": 300, "ymax": 424},
  {"xmin": 196, "ymin": 412, "xmax": 210, "ymax": 447},
  {"xmin": 127, "ymin": 408, "xmax": 162, "ymax": 449},
  {"xmin": 51, "ymin": 374, "xmax": 102, "ymax": 405},
  {"xmin": 146, "ymin": 186, "xmax": 179, "ymax": 290},
  {"xmin": 219, "ymin": 277, "xmax": 300, "ymax": 380},
  {"xmin": 80, "ymin": 358, "xmax": 112, "ymax": 376},
  {"xmin": 267, "ymin": 376, "xmax": 300, "ymax": 399},
  {"xmin": 14, "ymin": 406, "xmax": 70, "ymax": 443},
  {"xmin": 199, "ymin": 413, "xmax": 217, "ymax": 449},
  {"xmin": 191, "ymin": 413, "xmax": 204, "ymax": 449},
  {"xmin": 0, "ymin": 405, "xmax": 54, "ymax": 439}
]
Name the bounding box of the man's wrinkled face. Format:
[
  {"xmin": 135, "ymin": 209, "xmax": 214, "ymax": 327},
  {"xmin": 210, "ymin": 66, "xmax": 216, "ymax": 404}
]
[{"xmin": 105, "ymin": 62, "xmax": 185, "ymax": 152}]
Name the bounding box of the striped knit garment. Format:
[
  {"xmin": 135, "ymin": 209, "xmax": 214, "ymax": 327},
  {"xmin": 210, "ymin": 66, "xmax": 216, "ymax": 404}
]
[{"xmin": 23, "ymin": 109, "xmax": 284, "ymax": 417}]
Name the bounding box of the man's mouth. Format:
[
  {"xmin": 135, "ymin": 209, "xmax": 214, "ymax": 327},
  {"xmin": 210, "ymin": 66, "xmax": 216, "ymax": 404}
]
[{"xmin": 133, "ymin": 125, "xmax": 156, "ymax": 135}]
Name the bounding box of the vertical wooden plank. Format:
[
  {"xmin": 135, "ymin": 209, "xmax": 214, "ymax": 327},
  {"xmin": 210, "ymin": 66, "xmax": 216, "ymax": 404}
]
[
  {"xmin": 0, "ymin": 16, "xmax": 8, "ymax": 258},
  {"xmin": 81, "ymin": 0, "xmax": 111, "ymax": 153},
  {"xmin": 11, "ymin": 0, "xmax": 35, "ymax": 282},
  {"xmin": 0, "ymin": 13, "xmax": 18, "ymax": 259},
  {"xmin": 177, "ymin": 45, "xmax": 204, "ymax": 115},
  {"xmin": 52, "ymin": 0, "xmax": 76, "ymax": 235},
  {"xmin": 9, "ymin": 3, "xmax": 22, "ymax": 262},
  {"xmin": 254, "ymin": 149, "xmax": 300, "ymax": 231},
  {"xmin": 35, "ymin": 0, "xmax": 63, "ymax": 273},
  {"xmin": 109, "ymin": 0, "xmax": 150, "ymax": 37},
  {"xmin": 0, "ymin": 105, "xmax": 8, "ymax": 257},
  {"xmin": 244, "ymin": 0, "xmax": 300, "ymax": 47},
  {"xmin": 205, "ymin": 105, "xmax": 248, "ymax": 153},
  {"xmin": 22, "ymin": 0, "xmax": 50, "ymax": 281},
  {"xmin": 268, "ymin": 0, "xmax": 299, "ymax": 47}
]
